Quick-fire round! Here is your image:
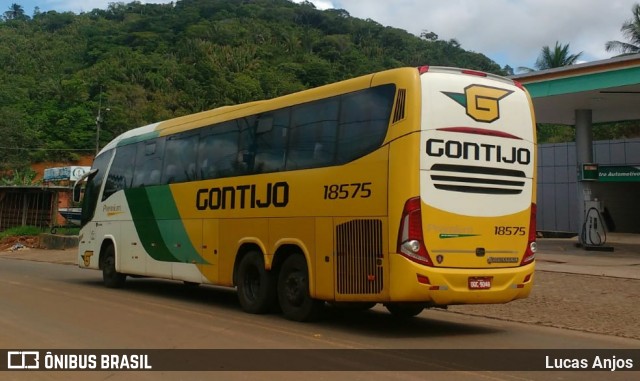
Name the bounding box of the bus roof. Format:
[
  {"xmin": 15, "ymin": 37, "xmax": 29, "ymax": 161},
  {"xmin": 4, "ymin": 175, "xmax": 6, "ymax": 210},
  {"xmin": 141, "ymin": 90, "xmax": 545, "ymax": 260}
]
[{"xmin": 99, "ymin": 66, "xmax": 512, "ymax": 156}]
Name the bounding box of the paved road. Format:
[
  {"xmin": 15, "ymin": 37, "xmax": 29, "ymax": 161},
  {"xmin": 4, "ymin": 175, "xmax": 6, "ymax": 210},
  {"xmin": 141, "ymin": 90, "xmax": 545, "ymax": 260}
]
[{"xmin": 1, "ymin": 258, "xmax": 638, "ymax": 381}]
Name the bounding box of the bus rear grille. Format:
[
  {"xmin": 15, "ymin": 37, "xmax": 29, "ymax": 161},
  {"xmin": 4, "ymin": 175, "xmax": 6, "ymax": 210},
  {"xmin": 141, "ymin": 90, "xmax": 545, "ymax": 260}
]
[
  {"xmin": 430, "ymin": 164, "xmax": 526, "ymax": 195},
  {"xmin": 336, "ymin": 219, "xmax": 384, "ymax": 294},
  {"xmin": 392, "ymin": 89, "xmax": 406, "ymax": 123}
]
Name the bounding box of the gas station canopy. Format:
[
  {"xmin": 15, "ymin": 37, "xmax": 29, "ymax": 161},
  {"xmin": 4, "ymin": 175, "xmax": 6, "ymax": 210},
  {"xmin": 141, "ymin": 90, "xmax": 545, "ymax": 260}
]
[
  {"xmin": 513, "ymin": 54, "xmax": 640, "ymax": 125},
  {"xmin": 512, "ymin": 54, "xmax": 640, "ymax": 241}
]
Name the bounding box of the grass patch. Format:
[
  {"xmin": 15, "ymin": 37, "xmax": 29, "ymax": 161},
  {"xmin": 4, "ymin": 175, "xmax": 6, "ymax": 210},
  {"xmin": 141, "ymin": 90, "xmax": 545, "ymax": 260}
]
[
  {"xmin": 0, "ymin": 226, "xmax": 43, "ymax": 240},
  {"xmin": 0, "ymin": 226, "xmax": 79, "ymax": 240},
  {"xmin": 50, "ymin": 227, "xmax": 80, "ymax": 235}
]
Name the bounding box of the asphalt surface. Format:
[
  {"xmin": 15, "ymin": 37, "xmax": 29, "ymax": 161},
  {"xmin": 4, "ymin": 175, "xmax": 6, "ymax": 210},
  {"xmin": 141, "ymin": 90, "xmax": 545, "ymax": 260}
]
[
  {"xmin": 1, "ymin": 234, "xmax": 638, "ymax": 380},
  {"xmin": 535, "ymin": 234, "xmax": 640, "ymax": 279}
]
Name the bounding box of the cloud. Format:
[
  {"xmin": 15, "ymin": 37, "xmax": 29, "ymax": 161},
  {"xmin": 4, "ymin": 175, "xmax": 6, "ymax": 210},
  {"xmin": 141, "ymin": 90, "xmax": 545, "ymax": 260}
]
[{"xmin": 333, "ymin": 0, "xmax": 638, "ymax": 68}]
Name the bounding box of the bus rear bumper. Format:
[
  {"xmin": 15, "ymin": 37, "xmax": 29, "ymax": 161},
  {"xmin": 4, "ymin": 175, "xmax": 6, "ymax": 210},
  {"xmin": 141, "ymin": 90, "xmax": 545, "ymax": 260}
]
[{"xmin": 389, "ymin": 254, "xmax": 535, "ymax": 305}]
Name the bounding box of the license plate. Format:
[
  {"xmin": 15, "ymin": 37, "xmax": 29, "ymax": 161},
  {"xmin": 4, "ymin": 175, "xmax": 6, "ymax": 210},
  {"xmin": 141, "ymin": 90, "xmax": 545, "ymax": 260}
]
[{"xmin": 468, "ymin": 277, "xmax": 492, "ymax": 290}]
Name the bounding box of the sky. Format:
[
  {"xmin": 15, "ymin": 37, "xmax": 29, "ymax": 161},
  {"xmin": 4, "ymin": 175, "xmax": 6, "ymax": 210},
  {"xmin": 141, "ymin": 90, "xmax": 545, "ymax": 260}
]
[{"xmin": 10, "ymin": 0, "xmax": 640, "ymax": 70}]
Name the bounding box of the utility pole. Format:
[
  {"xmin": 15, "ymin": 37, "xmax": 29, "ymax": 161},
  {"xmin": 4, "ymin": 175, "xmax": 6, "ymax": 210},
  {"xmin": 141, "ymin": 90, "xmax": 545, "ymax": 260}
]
[
  {"xmin": 95, "ymin": 87, "xmax": 102, "ymax": 155},
  {"xmin": 95, "ymin": 87, "xmax": 109, "ymax": 155}
]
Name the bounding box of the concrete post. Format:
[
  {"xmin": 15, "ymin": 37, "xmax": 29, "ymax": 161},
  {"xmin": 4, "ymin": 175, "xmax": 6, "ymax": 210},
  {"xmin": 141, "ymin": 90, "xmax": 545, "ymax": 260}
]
[{"xmin": 575, "ymin": 109, "xmax": 593, "ymax": 243}]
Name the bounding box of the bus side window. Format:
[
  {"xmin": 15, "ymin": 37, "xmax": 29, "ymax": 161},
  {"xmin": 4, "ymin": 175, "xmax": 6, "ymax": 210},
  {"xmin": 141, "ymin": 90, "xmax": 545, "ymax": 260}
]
[
  {"xmin": 254, "ymin": 108, "xmax": 289, "ymax": 174},
  {"xmin": 103, "ymin": 144, "xmax": 137, "ymax": 200},
  {"xmin": 237, "ymin": 116, "xmax": 257, "ymax": 174},
  {"xmin": 197, "ymin": 121, "xmax": 240, "ymax": 180},
  {"xmin": 337, "ymin": 84, "xmax": 395, "ymax": 164},
  {"xmin": 163, "ymin": 133, "xmax": 198, "ymax": 184},
  {"xmin": 132, "ymin": 139, "xmax": 165, "ymax": 188},
  {"xmin": 287, "ymin": 97, "xmax": 338, "ymax": 170}
]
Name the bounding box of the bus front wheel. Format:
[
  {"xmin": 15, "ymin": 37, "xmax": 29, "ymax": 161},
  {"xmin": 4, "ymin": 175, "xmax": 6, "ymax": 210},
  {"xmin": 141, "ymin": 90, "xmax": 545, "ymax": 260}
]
[
  {"xmin": 101, "ymin": 244, "xmax": 126, "ymax": 288},
  {"xmin": 236, "ymin": 251, "xmax": 276, "ymax": 314},
  {"xmin": 277, "ymin": 254, "xmax": 323, "ymax": 322}
]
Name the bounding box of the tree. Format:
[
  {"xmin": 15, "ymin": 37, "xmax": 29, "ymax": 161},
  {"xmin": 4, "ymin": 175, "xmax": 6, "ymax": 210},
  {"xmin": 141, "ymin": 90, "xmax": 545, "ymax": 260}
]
[
  {"xmin": 3, "ymin": 3, "xmax": 29, "ymax": 21},
  {"xmin": 0, "ymin": 0, "xmax": 506, "ymax": 165},
  {"xmin": 420, "ymin": 30, "xmax": 438, "ymax": 41},
  {"xmin": 502, "ymin": 65, "xmax": 514, "ymax": 76},
  {"xmin": 605, "ymin": 3, "xmax": 640, "ymax": 55},
  {"xmin": 518, "ymin": 41, "xmax": 583, "ymax": 73}
]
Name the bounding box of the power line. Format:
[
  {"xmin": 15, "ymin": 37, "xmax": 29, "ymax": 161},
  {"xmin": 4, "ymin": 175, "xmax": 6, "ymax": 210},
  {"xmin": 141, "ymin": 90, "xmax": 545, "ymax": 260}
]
[{"xmin": 0, "ymin": 147, "xmax": 95, "ymax": 152}]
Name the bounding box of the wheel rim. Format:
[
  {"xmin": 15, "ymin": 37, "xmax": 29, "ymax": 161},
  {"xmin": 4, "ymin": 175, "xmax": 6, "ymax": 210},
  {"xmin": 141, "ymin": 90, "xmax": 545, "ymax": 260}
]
[
  {"xmin": 243, "ymin": 266, "xmax": 260, "ymax": 302},
  {"xmin": 105, "ymin": 256, "xmax": 115, "ymax": 276},
  {"xmin": 284, "ymin": 271, "xmax": 305, "ymax": 307}
]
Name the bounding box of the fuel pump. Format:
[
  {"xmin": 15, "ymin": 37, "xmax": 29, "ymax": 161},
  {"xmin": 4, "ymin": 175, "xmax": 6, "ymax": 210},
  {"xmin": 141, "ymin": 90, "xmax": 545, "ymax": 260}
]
[{"xmin": 582, "ymin": 199, "xmax": 606, "ymax": 246}]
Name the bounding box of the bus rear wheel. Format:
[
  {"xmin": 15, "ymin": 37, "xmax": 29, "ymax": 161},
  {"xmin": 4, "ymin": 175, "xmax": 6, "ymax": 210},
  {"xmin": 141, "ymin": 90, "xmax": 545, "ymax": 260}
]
[
  {"xmin": 237, "ymin": 251, "xmax": 276, "ymax": 314},
  {"xmin": 101, "ymin": 244, "xmax": 126, "ymax": 288},
  {"xmin": 384, "ymin": 303, "xmax": 425, "ymax": 318},
  {"xmin": 277, "ymin": 254, "xmax": 323, "ymax": 322}
]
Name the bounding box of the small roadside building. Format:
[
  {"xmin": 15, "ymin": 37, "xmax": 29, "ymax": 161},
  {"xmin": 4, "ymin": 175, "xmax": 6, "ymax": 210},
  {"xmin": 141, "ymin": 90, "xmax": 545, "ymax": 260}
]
[
  {"xmin": 0, "ymin": 165, "xmax": 90, "ymax": 231},
  {"xmin": 0, "ymin": 185, "xmax": 72, "ymax": 231}
]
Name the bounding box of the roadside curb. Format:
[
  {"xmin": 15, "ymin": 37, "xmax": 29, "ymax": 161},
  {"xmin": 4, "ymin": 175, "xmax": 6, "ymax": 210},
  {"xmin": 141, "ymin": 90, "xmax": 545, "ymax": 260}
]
[{"xmin": 38, "ymin": 233, "xmax": 79, "ymax": 250}]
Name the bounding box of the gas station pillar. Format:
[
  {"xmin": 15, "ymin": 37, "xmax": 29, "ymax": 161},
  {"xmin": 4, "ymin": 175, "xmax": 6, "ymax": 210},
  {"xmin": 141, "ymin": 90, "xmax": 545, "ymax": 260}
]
[{"xmin": 575, "ymin": 109, "xmax": 593, "ymax": 243}]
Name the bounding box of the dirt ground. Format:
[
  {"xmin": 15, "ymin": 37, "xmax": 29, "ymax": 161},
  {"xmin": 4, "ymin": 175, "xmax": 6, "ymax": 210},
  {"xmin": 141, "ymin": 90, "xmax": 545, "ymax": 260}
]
[
  {"xmin": 2, "ymin": 236, "xmax": 639, "ymax": 341},
  {"xmin": 0, "ymin": 235, "xmax": 39, "ymax": 251},
  {"xmin": 447, "ymin": 271, "xmax": 640, "ymax": 340}
]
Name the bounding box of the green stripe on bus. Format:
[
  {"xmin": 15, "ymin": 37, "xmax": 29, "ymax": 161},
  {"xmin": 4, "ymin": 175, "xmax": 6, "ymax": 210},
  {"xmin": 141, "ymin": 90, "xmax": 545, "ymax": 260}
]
[
  {"xmin": 146, "ymin": 186, "xmax": 208, "ymax": 265},
  {"xmin": 125, "ymin": 187, "xmax": 178, "ymax": 262}
]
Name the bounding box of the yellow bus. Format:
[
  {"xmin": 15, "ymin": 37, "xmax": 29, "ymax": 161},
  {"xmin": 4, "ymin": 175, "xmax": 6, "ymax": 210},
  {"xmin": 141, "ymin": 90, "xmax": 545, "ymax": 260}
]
[{"xmin": 75, "ymin": 66, "xmax": 537, "ymax": 321}]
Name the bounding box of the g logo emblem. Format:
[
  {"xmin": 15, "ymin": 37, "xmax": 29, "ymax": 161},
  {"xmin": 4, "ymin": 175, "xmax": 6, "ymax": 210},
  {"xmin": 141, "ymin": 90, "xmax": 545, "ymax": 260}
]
[
  {"xmin": 81, "ymin": 251, "xmax": 93, "ymax": 267},
  {"xmin": 465, "ymin": 85, "xmax": 513, "ymax": 123},
  {"xmin": 444, "ymin": 85, "xmax": 513, "ymax": 123}
]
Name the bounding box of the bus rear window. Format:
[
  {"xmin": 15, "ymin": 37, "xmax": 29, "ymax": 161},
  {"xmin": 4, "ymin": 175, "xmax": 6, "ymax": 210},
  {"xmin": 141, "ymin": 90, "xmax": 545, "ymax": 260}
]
[{"xmin": 337, "ymin": 84, "xmax": 396, "ymax": 163}]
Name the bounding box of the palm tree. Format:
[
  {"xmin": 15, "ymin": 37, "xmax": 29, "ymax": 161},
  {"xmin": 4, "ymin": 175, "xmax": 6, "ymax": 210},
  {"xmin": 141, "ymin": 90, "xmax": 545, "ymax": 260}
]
[
  {"xmin": 605, "ymin": 3, "xmax": 640, "ymax": 55},
  {"xmin": 518, "ymin": 41, "xmax": 583, "ymax": 73},
  {"xmin": 3, "ymin": 3, "xmax": 27, "ymax": 20}
]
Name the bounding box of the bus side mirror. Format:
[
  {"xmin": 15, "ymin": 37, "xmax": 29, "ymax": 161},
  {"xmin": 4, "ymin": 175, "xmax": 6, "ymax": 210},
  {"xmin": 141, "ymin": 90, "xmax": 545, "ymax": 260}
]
[
  {"xmin": 73, "ymin": 183, "xmax": 82, "ymax": 203},
  {"xmin": 72, "ymin": 168, "xmax": 97, "ymax": 202}
]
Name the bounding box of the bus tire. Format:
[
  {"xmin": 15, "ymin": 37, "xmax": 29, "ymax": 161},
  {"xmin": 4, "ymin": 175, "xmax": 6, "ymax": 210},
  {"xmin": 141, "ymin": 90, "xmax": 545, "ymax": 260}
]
[
  {"xmin": 237, "ymin": 251, "xmax": 276, "ymax": 314},
  {"xmin": 277, "ymin": 254, "xmax": 323, "ymax": 322},
  {"xmin": 102, "ymin": 244, "xmax": 126, "ymax": 288},
  {"xmin": 384, "ymin": 303, "xmax": 424, "ymax": 318}
]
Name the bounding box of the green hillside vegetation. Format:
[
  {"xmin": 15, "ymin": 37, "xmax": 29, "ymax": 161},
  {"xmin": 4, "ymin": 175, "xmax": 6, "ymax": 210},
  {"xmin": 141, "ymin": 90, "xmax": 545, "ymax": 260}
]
[
  {"xmin": 537, "ymin": 121, "xmax": 640, "ymax": 144},
  {"xmin": 0, "ymin": 0, "xmax": 505, "ymax": 171}
]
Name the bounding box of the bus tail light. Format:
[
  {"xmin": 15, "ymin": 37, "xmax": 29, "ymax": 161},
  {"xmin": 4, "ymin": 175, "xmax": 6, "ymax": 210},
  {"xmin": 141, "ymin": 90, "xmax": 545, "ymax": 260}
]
[
  {"xmin": 397, "ymin": 197, "xmax": 433, "ymax": 266},
  {"xmin": 513, "ymin": 80, "xmax": 526, "ymax": 91},
  {"xmin": 461, "ymin": 69, "xmax": 488, "ymax": 77},
  {"xmin": 521, "ymin": 203, "xmax": 537, "ymax": 265}
]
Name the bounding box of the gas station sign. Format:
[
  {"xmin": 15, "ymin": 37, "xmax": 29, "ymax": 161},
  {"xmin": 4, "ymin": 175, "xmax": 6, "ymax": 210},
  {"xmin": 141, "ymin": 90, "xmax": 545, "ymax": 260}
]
[{"xmin": 598, "ymin": 165, "xmax": 640, "ymax": 182}]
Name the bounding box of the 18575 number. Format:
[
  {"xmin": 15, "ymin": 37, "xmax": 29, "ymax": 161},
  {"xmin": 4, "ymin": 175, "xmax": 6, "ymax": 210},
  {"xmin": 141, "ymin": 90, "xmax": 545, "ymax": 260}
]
[
  {"xmin": 323, "ymin": 182, "xmax": 372, "ymax": 200},
  {"xmin": 494, "ymin": 226, "xmax": 526, "ymax": 236}
]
